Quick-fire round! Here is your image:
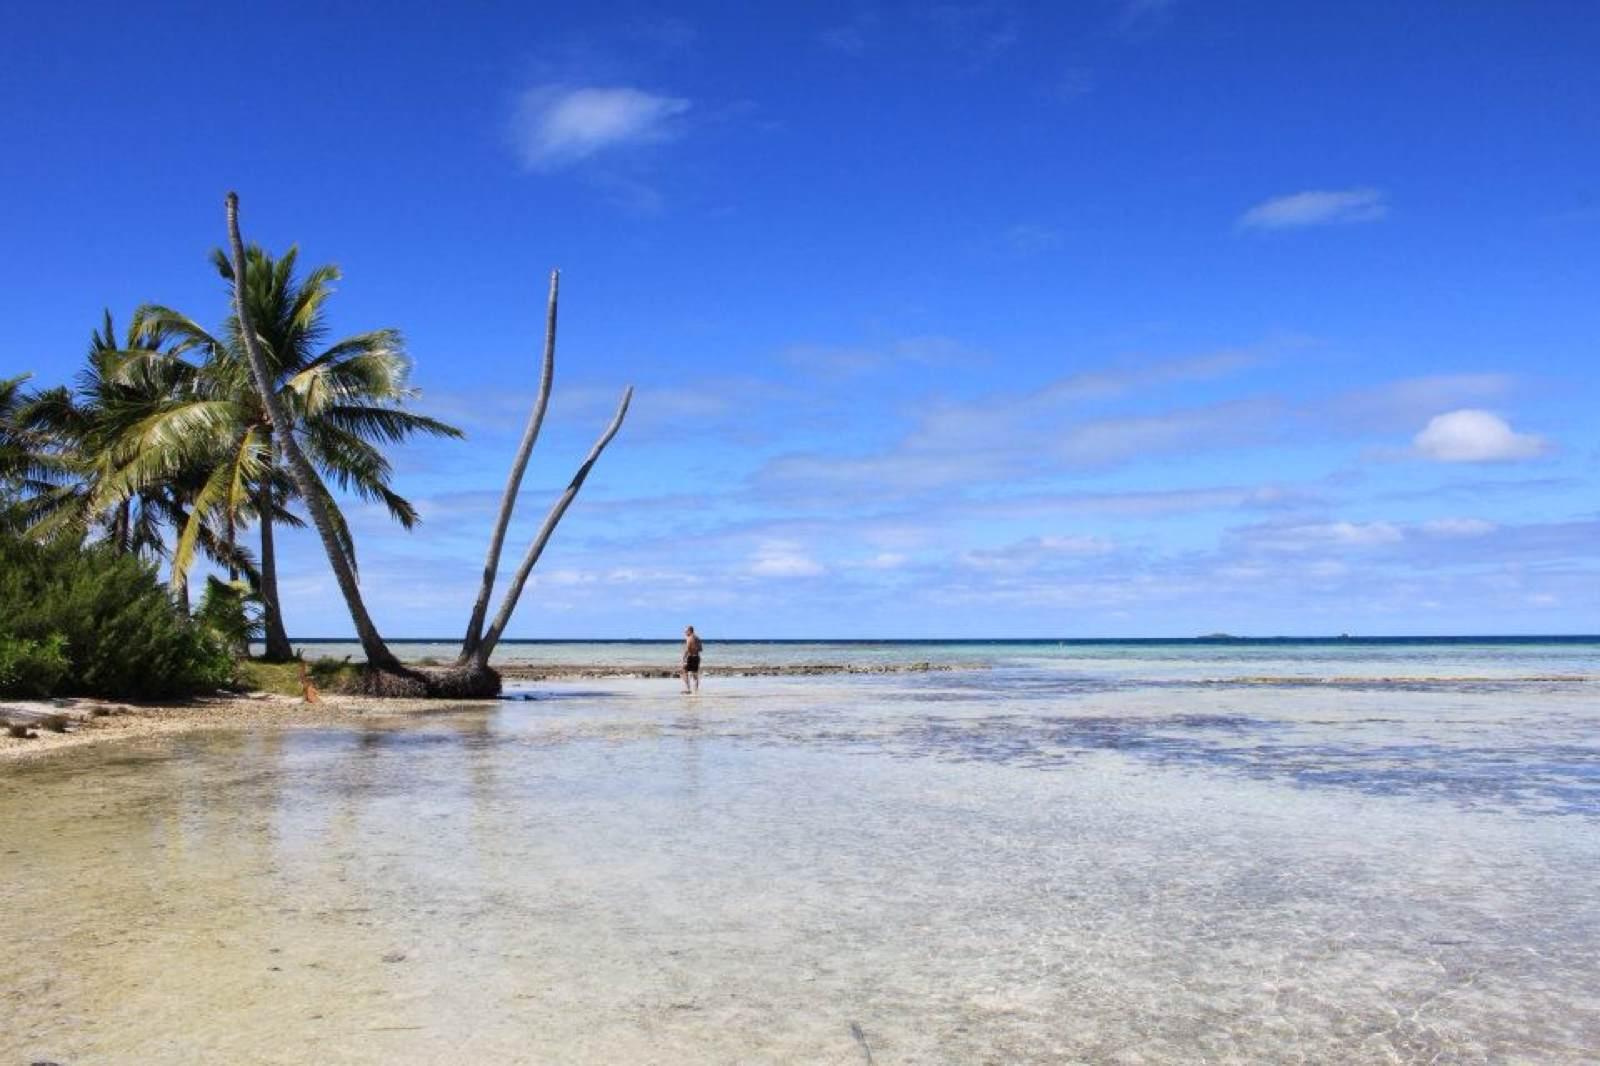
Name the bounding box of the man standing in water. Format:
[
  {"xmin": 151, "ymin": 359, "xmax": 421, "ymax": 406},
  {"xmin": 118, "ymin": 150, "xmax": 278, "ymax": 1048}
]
[{"xmin": 681, "ymin": 625, "xmax": 703, "ymax": 694}]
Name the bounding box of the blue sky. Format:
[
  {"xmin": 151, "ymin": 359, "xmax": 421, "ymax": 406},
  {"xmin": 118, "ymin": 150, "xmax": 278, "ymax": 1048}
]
[{"xmin": 4, "ymin": 1, "xmax": 1597, "ymax": 638}]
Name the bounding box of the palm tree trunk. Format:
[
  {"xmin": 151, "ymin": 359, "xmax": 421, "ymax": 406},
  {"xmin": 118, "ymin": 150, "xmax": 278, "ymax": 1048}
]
[
  {"xmin": 257, "ymin": 479, "xmax": 294, "ymax": 661},
  {"xmin": 458, "ymin": 270, "xmax": 559, "ymax": 665},
  {"xmin": 114, "ymin": 499, "xmax": 130, "ymax": 553},
  {"xmin": 225, "ymin": 192, "xmax": 404, "ymax": 676}
]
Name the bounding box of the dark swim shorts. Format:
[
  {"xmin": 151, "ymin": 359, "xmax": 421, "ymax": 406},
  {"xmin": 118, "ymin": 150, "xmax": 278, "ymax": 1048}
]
[{"xmin": 684, "ymin": 655, "xmax": 701, "ymax": 672}]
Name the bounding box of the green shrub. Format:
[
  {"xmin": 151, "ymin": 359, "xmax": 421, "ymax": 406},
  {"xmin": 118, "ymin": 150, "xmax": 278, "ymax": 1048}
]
[
  {"xmin": 0, "ymin": 530, "xmax": 232, "ymax": 699},
  {"xmin": 0, "ymin": 634, "xmax": 70, "ymax": 698}
]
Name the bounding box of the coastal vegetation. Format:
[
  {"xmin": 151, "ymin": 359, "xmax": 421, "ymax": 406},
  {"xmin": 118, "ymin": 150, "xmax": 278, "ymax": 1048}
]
[
  {"xmin": 0, "ymin": 193, "xmax": 630, "ymax": 701},
  {"xmin": 0, "ymin": 526, "xmax": 233, "ymax": 699}
]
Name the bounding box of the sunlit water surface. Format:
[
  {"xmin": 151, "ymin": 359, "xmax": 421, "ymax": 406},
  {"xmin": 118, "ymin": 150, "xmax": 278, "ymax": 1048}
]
[{"xmin": 4, "ymin": 640, "xmax": 1598, "ymax": 1063}]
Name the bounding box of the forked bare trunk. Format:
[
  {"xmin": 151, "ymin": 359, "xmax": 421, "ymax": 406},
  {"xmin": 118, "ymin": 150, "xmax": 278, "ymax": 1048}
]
[
  {"xmin": 457, "ymin": 270, "xmax": 560, "ymax": 665},
  {"xmin": 225, "ymin": 192, "xmax": 405, "ymax": 677},
  {"xmin": 224, "ymin": 192, "xmax": 630, "ymax": 699},
  {"xmin": 471, "ymin": 388, "xmax": 632, "ymax": 669}
]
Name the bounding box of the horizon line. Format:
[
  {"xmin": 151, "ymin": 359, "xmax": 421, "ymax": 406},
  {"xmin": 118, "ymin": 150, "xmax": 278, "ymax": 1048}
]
[{"xmin": 273, "ymin": 633, "xmax": 1600, "ymax": 644}]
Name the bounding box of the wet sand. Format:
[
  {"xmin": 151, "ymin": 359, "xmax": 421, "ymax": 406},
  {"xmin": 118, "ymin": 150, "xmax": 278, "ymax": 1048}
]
[{"xmin": 0, "ymin": 693, "xmax": 494, "ymax": 762}]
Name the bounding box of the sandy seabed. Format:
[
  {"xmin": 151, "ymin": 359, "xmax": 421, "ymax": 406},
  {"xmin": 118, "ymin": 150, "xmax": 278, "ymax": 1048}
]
[{"xmin": 3, "ymin": 660, "xmax": 1597, "ymax": 1063}]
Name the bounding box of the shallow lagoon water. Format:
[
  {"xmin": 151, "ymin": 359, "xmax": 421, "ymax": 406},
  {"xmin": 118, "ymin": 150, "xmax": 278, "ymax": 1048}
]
[{"xmin": 4, "ymin": 642, "xmax": 1599, "ymax": 1063}]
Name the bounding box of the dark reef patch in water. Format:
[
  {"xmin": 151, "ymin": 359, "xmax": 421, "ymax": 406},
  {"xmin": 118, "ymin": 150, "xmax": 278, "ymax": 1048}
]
[{"xmin": 728, "ymin": 708, "xmax": 1600, "ymax": 817}]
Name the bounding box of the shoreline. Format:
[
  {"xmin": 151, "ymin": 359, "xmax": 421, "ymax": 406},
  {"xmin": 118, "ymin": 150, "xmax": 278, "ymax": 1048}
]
[
  {"xmin": 0, "ymin": 661, "xmax": 977, "ymax": 763},
  {"xmin": 491, "ymin": 661, "xmax": 978, "ymax": 680},
  {"xmin": 0, "ymin": 692, "xmax": 496, "ymax": 764},
  {"xmin": 7, "ymin": 659, "xmax": 1592, "ymax": 765}
]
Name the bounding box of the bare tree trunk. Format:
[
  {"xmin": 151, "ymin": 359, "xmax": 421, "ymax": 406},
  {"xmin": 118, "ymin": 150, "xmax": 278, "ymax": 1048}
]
[
  {"xmin": 473, "ymin": 387, "xmax": 632, "ymax": 667},
  {"xmin": 457, "ymin": 270, "xmax": 560, "ymax": 665},
  {"xmin": 257, "ymin": 479, "xmax": 294, "ymax": 661},
  {"xmin": 224, "ymin": 192, "xmax": 405, "ymax": 677}
]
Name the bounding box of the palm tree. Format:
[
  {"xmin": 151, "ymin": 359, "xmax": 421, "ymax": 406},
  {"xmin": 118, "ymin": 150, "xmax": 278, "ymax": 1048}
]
[
  {"xmin": 17, "ymin": 313, "xmax": 256, "ymax": 605},
  {"xmin": 224, "ymin": 192, "xmax": 630, "ymax": 697},
  {"xmin": 1, "ymin": 374, "xmax": 42, "ymax": 486},
  {"xmin": 0, "ymin": 373, "xmax": 57, "ymax": 527},
  {"xmin": 137, "ymin": 240, "xmax": 461, "ymax": 659},
  {"xmin": 23, "ymin": 313, "xmax": 191, "ymax": 554}
]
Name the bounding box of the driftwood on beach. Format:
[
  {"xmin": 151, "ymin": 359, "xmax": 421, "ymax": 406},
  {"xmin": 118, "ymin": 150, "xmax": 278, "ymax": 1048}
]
[{"xmin": 1, "ymin": 702, "xmax": 108, "ymax": 737}]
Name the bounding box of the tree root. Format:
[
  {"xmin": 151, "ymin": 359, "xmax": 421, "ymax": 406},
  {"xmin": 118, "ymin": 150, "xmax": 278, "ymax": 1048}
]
[{"xmin": 338, "ymin": 665, "xmax": 503, "ymax": 699}]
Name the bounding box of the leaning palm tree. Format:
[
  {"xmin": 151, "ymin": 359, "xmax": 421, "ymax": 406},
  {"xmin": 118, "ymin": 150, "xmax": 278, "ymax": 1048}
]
[
  {"xmin": 224, "ymin": 192, "xmax": 630, "ymax": 696},
  {"xmin": 137, "ymin": 243, "xmax": 461, "ymax": 659}
]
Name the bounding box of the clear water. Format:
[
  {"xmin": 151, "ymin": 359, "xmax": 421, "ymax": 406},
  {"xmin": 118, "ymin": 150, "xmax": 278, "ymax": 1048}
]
[
  {"xmin": 5, "ymin": 639, "xmax": 1598, "ymax": 1063},
  {"xmin": 272, "ymin": 634, "xmax": 1600, "ymax": 677}
]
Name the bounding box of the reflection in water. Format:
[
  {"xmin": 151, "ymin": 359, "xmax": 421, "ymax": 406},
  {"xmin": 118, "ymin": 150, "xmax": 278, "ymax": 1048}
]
[{"xmin": 3, "ymin": 660, "xmax": 1599, "ymax": 1063}]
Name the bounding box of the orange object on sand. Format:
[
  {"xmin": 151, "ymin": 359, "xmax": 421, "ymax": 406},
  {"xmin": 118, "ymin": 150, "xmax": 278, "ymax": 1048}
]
[{"xmin": 299, "ymin": 661, "xmax": 321, "ymax": 704}]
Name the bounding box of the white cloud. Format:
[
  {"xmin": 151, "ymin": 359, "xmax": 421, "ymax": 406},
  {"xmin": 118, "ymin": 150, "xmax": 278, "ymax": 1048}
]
[
  {"xmin": 1419, "ymin": 517, "xmax": 1497, "ymax": 538},
  {"xmin": 859, "ymin": 552, "xmax": 909, "ymax": 570},
  {"xmin": 748, "ymin": 541, "xmax": 825, "ymax": 578},
  {"xmin": 1037, "ymin": 535, "xmax": 1116, "ymax": 554},
  {"xmin": 959, "ymin": 534, "xmax": 1115, "ymax": 572},
  {"xmin": 1238, "ymin": 188, "xmax": 1387, "ymax": 230},
  {"xmin": 510, "ymin": 85, "xmax": 690, "ymax": 170},
  {"xmin": 1241, "ymin": 521, "xmax": 1405, "ymax": 552},
  {"xmin": 1413, "ymin": 409, "xmax": 1548, "ymax": 463}
]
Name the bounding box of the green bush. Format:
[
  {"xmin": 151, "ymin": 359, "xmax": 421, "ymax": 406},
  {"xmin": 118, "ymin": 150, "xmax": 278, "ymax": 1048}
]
[
  {"xmin": 0, "ymin": 530, "xmax": 233, "ymax": 699},
  {"xmin": 0, "ymin": 634, "xmax": 70, "ymax": 698}
]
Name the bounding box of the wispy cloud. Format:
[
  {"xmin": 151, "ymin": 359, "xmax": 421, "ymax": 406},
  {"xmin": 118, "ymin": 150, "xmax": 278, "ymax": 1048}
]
[
  {"xmin": 781, "ymin": 335, "xmax": 971, "ymax": 380},
  {"xmin": 1331, "ymin": 374, "xmax": 1515, "ymax": 431},
  {"xmin": 960, "ymin": 535, "xmax": 1116, "ymax": 572},
  {"xmin": 1233, "ymin": 520, "xmax": 1406, "ymax": 553},
  {"xmin": 1116, "ymin": 0, "xmax": 1177, "ymax": 36},
  {"xmin": 1413, "ymin": 409, "xmax": 1549, "ymax": 463},
  {"xmin": 760, "ymin": 350, "xmax": 1276, "ymax": 497},
  {"xmin": 819, "ymin": 10, "xmax": 879, "ymax": 54},
  {"xmin": 509, "ymin": 85, "xmax": 690, "ymax": 170},
  {"xmin": 1005, "ymin": 223, "xmax": 1063, "ymax": 253},
  {"xmin": 748, "ymin": 540, "xmax": 826, "ymax": 578},
  {"xmin": 923, "ymin": 2, "xmax": 1020, "ymax": 69},
  {"xmin": 1238, "ymin": 188, "xmax": 1388, "ymax": 230}
]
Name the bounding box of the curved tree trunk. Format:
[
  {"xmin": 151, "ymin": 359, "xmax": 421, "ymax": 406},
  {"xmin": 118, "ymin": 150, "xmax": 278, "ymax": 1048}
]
[
  {"xmin": 225, "ymin": 192, "xmax": 405, "ymax": 678},
  {"xmin": 225, "ymin": 193, "xmax": 631, "ymax": 701},
  {"xmin": 458, "ymin": 271, "xmax": 559, "ymax": 666},
  {"xmin": 257, "ymin": 479, "xmax": 294, "ymax": 661}
]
